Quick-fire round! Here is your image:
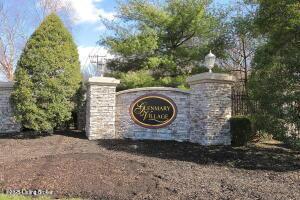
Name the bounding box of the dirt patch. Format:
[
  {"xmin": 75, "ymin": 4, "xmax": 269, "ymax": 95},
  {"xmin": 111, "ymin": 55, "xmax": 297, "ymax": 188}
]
[{"xmin": 0, "ymin": 131, "xmax": 299, "ymax": 200}]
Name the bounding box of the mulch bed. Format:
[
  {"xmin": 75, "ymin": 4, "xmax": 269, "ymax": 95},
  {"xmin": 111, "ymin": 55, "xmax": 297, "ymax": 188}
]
[{"xmin": 0, "ymin": 131, "xmax": 299, "ymax": 200}]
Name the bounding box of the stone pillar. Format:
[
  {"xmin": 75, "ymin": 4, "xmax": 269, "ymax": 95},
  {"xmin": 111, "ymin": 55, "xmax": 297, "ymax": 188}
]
[
  {"xmin": 187, "ymin": 73, "xmax": 235, "ymax": 145},
  {"xmin": 85, "ymin": 77, "xmax": 120, "ymax": 140},
  {"xmin": 0, "ymin": 82, "xmax": 21, "ymax": 133}
]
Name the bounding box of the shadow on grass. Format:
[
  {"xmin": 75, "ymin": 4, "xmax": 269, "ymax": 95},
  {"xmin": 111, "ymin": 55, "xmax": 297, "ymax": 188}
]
[
  {"xmin": 98, "ymin": 139, "xmax": 300, "ymax": 172},
  {"xmin": 0, "ymin": 130, "xmax": 86, "ymax": 140}
]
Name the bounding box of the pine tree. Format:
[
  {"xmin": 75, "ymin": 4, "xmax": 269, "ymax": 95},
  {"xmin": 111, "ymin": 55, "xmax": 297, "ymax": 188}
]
[
  {"xmin": 11, "ymin": 14, "xmax": 82, "ymax": 132},
  {"xmin": 101, "ymin": 0, "xmax": 226, "ymax": 89}
]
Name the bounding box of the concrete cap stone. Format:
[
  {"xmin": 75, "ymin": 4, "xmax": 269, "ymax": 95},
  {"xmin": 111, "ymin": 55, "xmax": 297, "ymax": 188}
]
[
  {"xmin": 117, "ymin": 87, "xmax": 190, "ymax": 95},
  {"xmin": 187, "ymin": 72, "xmax": 235, "ymax": 85},
  {"xmin": 0, "ymin": 81, "xmax": 14, "ymax": 88},
  {"xmin": 87, "ymin": 77, "xmax": 120, "ymax": 86}
]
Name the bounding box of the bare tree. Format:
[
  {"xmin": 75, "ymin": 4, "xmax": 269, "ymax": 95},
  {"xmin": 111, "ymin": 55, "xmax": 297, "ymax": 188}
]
[
  {"xmin": 219, "ymin": 2, "xmax": 259, "ymax": 90},
  {"xmin": 33, "ymin": 0, "xmax": 75, "ymax": 29},
  {"xmin": 0, "ymin": 3, "xmax": 26, "ymax": 80},
  {"xmin": 0, "ymin": 1, "xmax": 76, "ymax": 80},
  {"xmin": 220, "ymin": 22, "xmax": 258, "ymax": 89},
  {"xmin": 38, "ymin": 0, "xmax": 67, "ymax": 17}
]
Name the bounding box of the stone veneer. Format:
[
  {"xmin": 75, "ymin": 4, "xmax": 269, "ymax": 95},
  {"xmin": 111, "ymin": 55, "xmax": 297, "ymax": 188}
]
[
  {"xmin": 85, "ymin": 77, "xmax": 120, "ymax": 140},
  {"xmin": 0, "ymin": 82, "xmax": 21, "ymax": 133},
  {"xmin": 85, "ymin": 72, "xmax": 235, "ymax": 145},
  {"xmin": 116, "ymin": 88, "xmax": 190, "ymax": 141},
  {"xmin": 187, "ymin": 73, "xmax": 235, "ymax": 145}
]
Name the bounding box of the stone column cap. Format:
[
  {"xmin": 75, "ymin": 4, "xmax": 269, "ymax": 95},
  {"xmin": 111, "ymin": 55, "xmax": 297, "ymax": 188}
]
[
  {"xmin": 0, "ymin": 81, "xmax": 14, "ymax": 88},
  {"xmin": 87, "ymin": 77, "xmax": 120, "ymax": 86},
  {"xmin": 187, "ymin": 72, "xmax": 235, "ymax": 85}
]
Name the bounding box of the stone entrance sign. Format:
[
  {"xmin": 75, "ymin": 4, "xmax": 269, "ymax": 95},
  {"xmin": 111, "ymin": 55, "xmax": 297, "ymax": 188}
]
[
  {"xmin": 85, "ymin": 72, "xmax": 235, "ymax": 145},
  {"xmin": 130, "ymin": 94, "xmax": 177, "ymax": 129},
  {"xmin": 0, "ymin": 72, "xmax": 235, "ymax": 145}
]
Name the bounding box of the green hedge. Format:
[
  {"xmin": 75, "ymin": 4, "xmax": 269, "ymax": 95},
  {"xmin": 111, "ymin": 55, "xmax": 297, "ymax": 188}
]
[{"xmin": 230, "ymin": 116, "xmax": 253, "ymax": 146}]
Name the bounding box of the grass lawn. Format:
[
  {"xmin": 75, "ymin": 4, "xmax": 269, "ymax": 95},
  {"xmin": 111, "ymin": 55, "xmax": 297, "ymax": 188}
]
[
  {"xmin": 0, "ymin": 194, "xmax": 81, "ymax": 200},
  {"xmin": 0, "ymin": 194, "xmax": 48, "ymax": 200}
]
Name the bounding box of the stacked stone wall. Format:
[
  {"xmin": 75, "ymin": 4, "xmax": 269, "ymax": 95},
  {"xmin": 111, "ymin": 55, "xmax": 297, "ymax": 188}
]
[
  {"xmin": 83, "ymin": 73, "xmax": 235, "ymax": 145},
  {"xmin": 189, "ymin": 83, "xmax": 232, "ymax": 145},
  {"xmin": 0, "ymin": 82, "xmax": 21, "ymax": 133},
  {"xmin": 187, "ymin": 73, "xmax": 234, "ymax": 145},
  {"xmin": 116, "ymin": 88, "xmax": 190, "ymax": 141},
  {"xmin": 85, "ymin": 77, "xmax": 120, "ymax": 140}
]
